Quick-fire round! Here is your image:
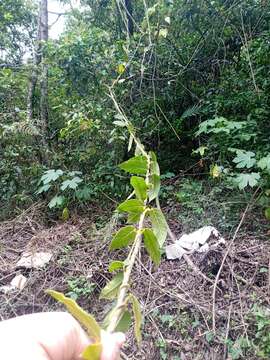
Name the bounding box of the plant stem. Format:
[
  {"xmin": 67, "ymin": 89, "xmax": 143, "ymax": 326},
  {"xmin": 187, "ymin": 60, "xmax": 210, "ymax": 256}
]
[{"xmin": 107, "ymin": 210, "xmax": 146, "ymax": 332}]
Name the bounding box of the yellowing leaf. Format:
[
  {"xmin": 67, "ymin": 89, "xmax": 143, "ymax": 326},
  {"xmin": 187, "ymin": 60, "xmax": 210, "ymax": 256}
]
[
  {"xmin": 130, "ymin": 176, "xmax": 147, "ymax": 201},
  {"xmin": 159, "ymin": 28, "xmax": 168, "ymax": 38},
  {"xmin": 149, "ymin": 208, "xmax": 168, "ymax": 247},
  {"xmin": 100, "ymin": 273, "xmax": 123, "ymax": 300},
  {"xmin": 82, "ymin": 343, "xmax": 102, "ymax": 360},
  {"xmin": 110, "ymin": 226, "xmax": 137, "ymax": 250},
  {"xmin": 129, "ymin": 294, "xmax": 142, "ymax": 345},
  {"xmin": 46, "ymin": 290, "xmax": 101, "ymax": 339},
  {"xmin": 210, "ymin": 164, "xmax": 221, "ymax": 178},
  {"xmin": 62, "ymin": 207, "xmax": 69, "ymax": 221},
  {"xmin": 117, "ymin": 64, "xmax": 125, "ymax": 74},
  {"xmin": 143, "ymin": 228, "xmax": 161, "ymax": 265}
]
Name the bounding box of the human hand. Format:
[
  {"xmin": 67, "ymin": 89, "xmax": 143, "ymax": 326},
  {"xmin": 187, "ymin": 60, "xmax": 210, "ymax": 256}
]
[{"xmin": 0, "ymin": 312, "xmax": 125, "ymax": 360}]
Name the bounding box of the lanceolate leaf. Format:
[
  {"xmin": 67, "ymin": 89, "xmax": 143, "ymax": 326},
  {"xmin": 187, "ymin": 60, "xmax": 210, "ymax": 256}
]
[
  {"xmin": 115, "ymin": 311, "xmax": 132, "ymax": 332},
  {"xmin": 117, "ymin": 199, "xmax": 145, "ymax": 213},
  {"xmin": 129, "ymin": 294, "xmax": 142, "ymax": 345},
  {"xmin": 100, "ymin": 273, "xmax": 123, "ymax": 300},
  {"xmin": 108, "ymin": 261, "xmax": 124, "ymax": 272},
  {"xmin": 110, "ymin": 226, "xmax": 137, "ymax": 250},
  {"xmin": 149, "ymin": 208, "xmax": 168, "ymax": 247},
  {"xmin": 119, "ymin": 156, "xmax": 147, "ymax": 175},
  {"xmin": 143, "ymin": 228, "xmax": 161, "ymax": 265},
  {"xmin": 130, "ymin": 176, "xmax": 147, "ymax": 201},
  {"xmin": 46, "ymin": 290, "xmax": 101, "ymax": 339},
  {"xmin": 82, "ymin": 343, "xmax": 102, "ymax": 360},
  {"xmin": 148, "ymin": 174, "xmax": 160, "ymax": 202},
  {"xmin": 150, "ymin": 151, "xmax": 160, "ymax": 176}
]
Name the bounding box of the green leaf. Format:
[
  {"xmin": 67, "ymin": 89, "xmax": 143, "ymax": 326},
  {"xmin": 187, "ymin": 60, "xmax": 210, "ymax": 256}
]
[
  {"xmin": 100, "ymin": 273, "xmax": 123, "ymax": 300},
  {"xmin": 264, "ymin": 207, "xmax": 270, "ymax": 220},
  {"xmin": 235, "ymin": 173, "xmax": 260, "ymax": 190},
  {"xmin": 41, "ymin": 169, "xmax": 64, "ymax": 184},
  {"xmin": 110, "ymin": 226, "xmax": 137, "ymax": 250},
  {"xmin": 36, "ymin": 183, "xmax": 51, "ymax": 194},
  {"xmin": 117, "ymin": 199, "xmax": 145, "ymax": 213},
  {"xmin": 159, "ymin": 28, "xmax": 168, "ymax": 38},
  {"xmin": 119, "ymin": 156, "xmax": 148, "ymax": 175},
  {"xmin": 127, "ymin": 212, "xmax": 141, "ymax": 224},
  {"xmin": 150, "ymin": 152, "xmax": 160, "ymax": 176},
  {"xmin": 143, "ymin": 228, "xmax": 161, "ymax": 265},
  {"xmin": 149, "ymin": 208, "xmax": 168, "ymax": 247},
  {"xmin": 115, "ymin": 311, "xmax": 132, "ymax": 332},
  {"xmin": 148, "ymin": 174, "xmax": 160, "ymax": 202},
  {"xmin": 102, "ymin": 307, "xmax": 131, "ymax": 332},
  {"xmin": 46, "ymin": 290, "xmax": 101, "ymax": 339},
  {"xmin": 108, "ymin": 261, "xmax": 124, "ymax": 272},
  {"xmin": 232, "ymin": 150, "xmax": 256, "ymax": 169},
  {"xmin": 130, "ymin": 176, "xmax": 147, "ymax": 201},
  {"xmin": 48, "ymin": 195, "xmax": 65, "ymax": 209},
  {"xmin": 258, "ymin": 154, "xmax": 270, "ymax": 172},
  {"xmin": 82, "ymin": 343, "xmax": 102, "ymax": 360},
  {"xmin": 61, "ymin": 177, "xmax": 83, "ymax": 191},
  {"xmin": 129, "ymin": 294, "xmax": 143, "ymax": 345}
]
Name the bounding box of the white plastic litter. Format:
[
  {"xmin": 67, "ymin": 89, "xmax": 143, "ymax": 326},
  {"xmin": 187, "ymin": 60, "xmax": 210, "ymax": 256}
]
[
  {"xmin": 16, "ymin": 252, "xmax": 52, "ymax": 269},
  {"xmin": 0, "ymin": 274, "xmax": 27, "ymax": 294},
  {"xmin": 165, "ymin": 226, "xmax": 225, "ymax": 260}
]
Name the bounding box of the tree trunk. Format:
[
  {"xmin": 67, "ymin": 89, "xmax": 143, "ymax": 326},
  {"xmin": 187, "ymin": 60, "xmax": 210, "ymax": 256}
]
[{"xmin": 39, "ymin": 0, "xmax": 49, "ymax": 144}]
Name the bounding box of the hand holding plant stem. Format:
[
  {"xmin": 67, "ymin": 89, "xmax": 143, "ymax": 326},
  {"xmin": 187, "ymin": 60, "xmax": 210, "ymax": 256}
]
[{"xmin": 47, "ymin": 94, "xmax": 168, "ymax": 359}]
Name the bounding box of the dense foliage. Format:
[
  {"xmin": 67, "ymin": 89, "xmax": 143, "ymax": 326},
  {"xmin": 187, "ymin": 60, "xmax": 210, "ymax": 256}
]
[{"xmin": 1, "ymin": 0, "xmax": 270, "ymax": 219}]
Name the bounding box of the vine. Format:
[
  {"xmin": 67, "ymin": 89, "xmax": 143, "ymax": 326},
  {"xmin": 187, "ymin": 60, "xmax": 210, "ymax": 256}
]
[{"xmin": 47, "ymin": 109, "xmax": 168, "ymax": 359}]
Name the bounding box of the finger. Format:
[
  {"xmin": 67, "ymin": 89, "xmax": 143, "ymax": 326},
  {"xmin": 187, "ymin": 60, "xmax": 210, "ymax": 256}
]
[{"xmin": 101, "ymin": 332, "xmax": 125, "ymax": 360}]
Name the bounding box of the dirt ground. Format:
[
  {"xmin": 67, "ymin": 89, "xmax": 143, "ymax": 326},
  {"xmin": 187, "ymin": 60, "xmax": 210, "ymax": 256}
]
[{"xmin": 0, "ymin": 201, "xmax": 269, "ymax": 359}]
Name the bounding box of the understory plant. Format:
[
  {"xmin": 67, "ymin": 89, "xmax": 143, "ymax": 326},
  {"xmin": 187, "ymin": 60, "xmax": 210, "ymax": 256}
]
[{"xmin": 47, "ymin": 116, "xmax": 168, "ymax": 359}]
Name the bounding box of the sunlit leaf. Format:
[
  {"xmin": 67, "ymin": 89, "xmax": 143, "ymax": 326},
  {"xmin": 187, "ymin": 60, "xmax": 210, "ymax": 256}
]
[
  {"xmin": 149, "ymin": 208, "xmax": 168, "ymax": 247},
  {"xmin": 150, "ymin": 151, "xmax": 160, "ymax": 176},
  {"xmin": 129, "ymin": 294, "xmax": 142, "ymax": 345},
  {"xmin": 108, "ymin": 261, "xmax": 124, "ymax": 272},
  {"xmin": 119, "ymin": 156, "xmax": 148, "ymax": 175},
  {"xmin": 143, "ymin": 228, "xmax": 161, "ymax": 265},
  {"xmin": 113, "ymin": 120, "xmax": 126, "ymax": 127},
  {"xmin": 210, "ymin": 164, "xmax": 221, "ymax": 178},
  {"xmin": 117, "ymin": 199, "xmax": 145, "ymax": 213},
  {"xmin": 100, "ymin": 273, "xmax": 123, "ymax": 300},
  {"xmin": 128, "ymin": 134, "xmax": 133, "ymax": 151},
  {"xmin": 82, "ymin": 343, "xmax": 102, "ymax": 360},
  {"xmin": 127, "ymin": 212, "xmax": 141, "ymax": 224},
  {"xmin": 159, "ymin": 28, "xmax": 168, "ymax": 38},
  {"xmin": 46, "ymin": 290, "xmax": 101, "ymax": 339},
  {"xmin": 117, "ymin": 63, "xmax": 125, "ymax": 74},
  {"xmin": 110, "ymin": 226, "xmax": 137, "ymax": 250},
  {"xmin": 130, "ymin": 176, "xmax": 147, "ymax": 201}
]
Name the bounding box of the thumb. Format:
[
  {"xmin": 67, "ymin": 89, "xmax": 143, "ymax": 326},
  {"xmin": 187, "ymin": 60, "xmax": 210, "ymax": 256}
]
[{"xmin": 100, "ymin": 331, "xmax": 125, "ymax": 360}]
